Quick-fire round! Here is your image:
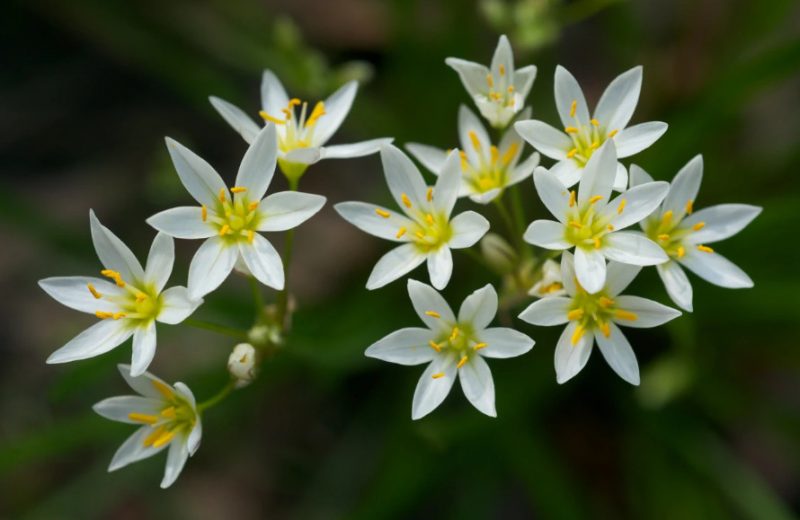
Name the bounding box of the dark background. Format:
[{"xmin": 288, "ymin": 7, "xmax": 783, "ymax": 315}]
[{"xmin": 2, "ymin": 0, "xmax": 799, "ymax": 518}]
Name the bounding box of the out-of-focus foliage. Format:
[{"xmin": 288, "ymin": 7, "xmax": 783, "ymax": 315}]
[{"xmin": 1, "ymin": 0, "xmax": 799, "ymax": 518}]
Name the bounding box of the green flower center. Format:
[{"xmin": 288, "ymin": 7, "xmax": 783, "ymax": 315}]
[
  {"xmin": 89, "ymin": 270, "xmax": 163, "ymax": 325},
  {"xmin": 425, "ymin": 319, "xmax": 486, "ymax": 378},
  {"xmin": 204, "ymin": 187, "xmax": 262, "ymax": 245},
  {"xmin": 567, "ymin": 284, "xmax": 638, "ymax": 345},
  {"xmin": 563, "ymin": 194, "xmax": 614, "ymax": 250},
  {"xmin": 643, "ymin": 204, "xmax": 713, "ymax": 260},
  {"xmin": 462, "ymin": 132, "xmax": 519, "ymax": 194},
  {"xmin": 562, "ymin": 101, "xmax": 619, "ymax": 167},
  {"xmin": 128, "ymin": 379, "xmax": 198, "ymax": 449}
]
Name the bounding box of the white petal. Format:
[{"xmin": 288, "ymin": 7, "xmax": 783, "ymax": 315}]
[
  {"xmin": 514, "ymin": 120, "xmax": 570, "ymax": 160},
  {"xmin": 554, "ymin": 65, "xmax": 590, "ymax": 127},
  {"xmin": 146, "ymin": 207, "xmax": 215, "ymax": 239},
  {"xmin": 490, "ymin": 35, "xmax": 514, "ymax": 76},
  {"xmin": 459, "ymin": 355, "xmax": 496, "ymax": 417},
  {"xmin": 407, "ymin": 278, "xmax": 456, "ymax": 331},
  {"xmin": 144, "ymin": 233, "xmax": 174, "ymax": 292},
  {"xmin": 164, "ymin": 138, "xmax": 227, "ymax": 208},
  {"xmin": 130, "ymin": 322, "xmax": 157, "ymax": 377},
  {"xmin": 158, "ymin": 286, "xmax": 202, "ymax": 324},
  {"xmin": 682, "ymin": 204, "xmax": 761, "ymax": 244},
  {"xmin": 554, "ymin": 321, "xmax": 594, "ymax": 384},
  {"xmin": 679, "ymin": 247, "xmax": 753, "ymax": 288},
  {"xmin": 560, "ymin": 251, "xmax": 577, "ymax": 297},
  {"xmin": 46, "ymin": 319, "xmax": 133, "ymax": 364},
  {"xmin": 603, "ymin": 232, "xmax": 668, "ymax": 266},
  {"xmin": 613, "ymin": 163, "xmax": 629, "ymax": 192},
  {"xmin": 469, "ymin": 188, "xmax": 502, "ymax": 204},
  {"xmin": 234, "ymin": 123, "xmax": 277, "ymax": 201},
  {"xmin": 366, "ymin": 243, "xmax": 426, "ymax": 290},
  {"xmin": 613, "ymin": 295, "xmax": 681, "ymax": 328},
  {"xmin": 209, "ymin": 96, "xmax": 260, "ymax": 144},
  {"xmin": 173, "ymin": 382, "xmax": 197, "ymax": 409},
  {"xmin": 314, "ymin": 81, "xmax": 358, "ymax": 145},
  {"xmin": 187, "ymin": 237, "xmax": 238, "ymax": 298},
  {"xmin": 187, "ymin": 420, "xmax": 202, "ymax": 455},
  {"xmin": 661, "ymin": 155, "xmax": 703, "ymax": 222},
  {"xmin": 334, "ymin": 201, "xmax": 415, "ymax": 242},
  {"xmin": 89, "ymin": 210, "xmax": 145, "ymax": 284},
  {"xmin": 577, "ymin": 141, "xmax": 616, "ymax": 205},
  {"xmin": 321, "ymin": 138, "xmax": 391, "ymax": 159},
  {"xmin": 614, "ymin": 122, "xmax": 668, "ymax": 158},
  {"xmin": 406, "ymin": 143, "xmax": 448, "ymax": 174},
  {"xmin": 433, "ymin": 151, "xmax": 461, "ymax": 217},
  {"xmin": 444, "ymin": 57, "xmax": 489, "ymax": 98},
  {"xmin": 605, "ymin": 262, "xmax": 641, "ymax": 297},
  {"xmin": 595, "ymin": 323, "xmax": 639, "ymax": 385},
  {"xmin": 109, "ymin": 426, "xmax": 167, "ymax": 472},
  {"xmin": 513, "ymin": 65, "xmax": 537, "ymax": 99},
  {"xmin": 507, "ymin": 152, "xmax": 540, "ymax": 185},
  {"xmin": 365, "ymin": 327, "xmax": 437, "ymax": 366},
  {"xmin": 381, "ymin": 145, "xmax": 430, "ymax": 213},
  {"xmin": 458, "ymin": 105, "xmax": 491, "ymax": 165},
  {"xmin": 448, "ymin": 211, "xmax": 490, "ymax": 249},
  {"xmin": 593, "ymin": 66, "xmax": 642, "ymax": 131},
  {"xmin": 476, "ymin": 327, "xmax": 534, "ymax": 358},
  {"xmin": 239, "ymin": 234, "xmax": 284, "ymax": 290},
  {"xmin": 260, "ymin": 70, "xmax": 289, "ymax": 118},
  {"xmin": 458, "ymin": 284, "xmax": 498, "ymax": 330},
  {"xmin": 549, "ymin": 159, "xmax": 582, "ymax": 188},
  {"xmin": 523, "ymin": 219, "xmax": 570, "ymax": 249},
  {"xmin": 533, "ymin": 167, "xmax": 571, "ymax": 222},
  {"xmin": 93, "ymin": 396, "xmax": 161, "ymax": 423},
  {"xmin": 412, "ymin": 355, "xmax": 457, "ymax": 420},
  {"xmin": 657, "ymin": 261, "xmax": 694, "ymax": 312},
  {"xmin": 161, "ymin": 440, "xmax": 189, "ymax": 489},
  {"xmin": 518, "ymin": 296, "xmax": 571, "ymax": 326},
  {"xmin": 427, "ymin": 246, "xmax": 453, "ymax": 290},
  {"xmin": 628, "ymin": 164, "xmax": 654, "ymax": 188},
  {"xmin": 38, "ymin": 276, "xmax": 123, "ymax": 314},
  {"xmin": 605, "ymin": 181, "xmax": 669, "ymax": 230},
  {"xmin": 574, "ymin": 247, "xmax": 607, "ymax": 294},
  {"xmin": 283, "ymin": 147, "xmax": 322, "ymax": 165},
  {"xmin": 116, "ymin": 364, "xmax": 172, "ymax": 398},
  {"xmin": 257, "ymin": 191, "xmax": 326, "ymax": 232}
]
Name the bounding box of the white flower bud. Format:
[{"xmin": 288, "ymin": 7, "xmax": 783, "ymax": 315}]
[
  {"xmin": 227, "ymin": 343, "xmax": 257, "ymax": 387},
  {"xmin": 529, "ymin": 259, "xmax": 566, "ymax": 298},
  {"xmin": 480, "ymin": 233, "xmax": 517, "ymax": 273}
]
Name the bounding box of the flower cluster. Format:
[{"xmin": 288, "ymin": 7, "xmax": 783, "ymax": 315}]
[{"xmin": 40, "ymin": 36, "xmax": 760, "ymax": 488}]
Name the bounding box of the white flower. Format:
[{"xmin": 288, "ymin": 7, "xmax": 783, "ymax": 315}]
[
  {"xmin": 406, "ymin": 105, "xmax": 540, "ymax": 204},
  {"xmin": 147, "ymin": 124, "xmax": 326, "ymax": 299},
  {"xmin": 39, "ymin": 212, "xmax": 202, "ymax": 376},
  {"xmin": 515, "ymin": 65, "xmax": 667, "ymax": 191},
  {"xmin": 630, "ymin": 157, "xmax": 761, "ymax": 312},
  {"xmin": 209, "ymin": 70, "xmax": 392, "ymax": 179},
  {"xmin": 335, "ymin": 145, "xmax": 490, "ymax": 290},
  {"xmin": 367, "ymin": 280, "xmax": 534, "ymax": 419},
  {"xmin": 228, "ymin": 342, "xmax": 257, "ymax": 388},
  {"xmin": 445, "ymin": 34, "xmax": 537, "ymax": 128},
  {"xmin": 528, "ymin": 259, "xmax": 566, "ymax": 297},
  {"xmin": 519, "ymin": 252, "xmax": 680, "ymax": 385},
  {"xmin": 524, "ymin": 141, "xmax": 669, "ymax": 294},
  {"xmin": 93, "ymin": 365, "xmax": 202, "ymax": 488}
]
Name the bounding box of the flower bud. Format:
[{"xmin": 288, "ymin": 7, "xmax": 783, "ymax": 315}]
[
  {"xmin": 529, "ymin": 259, "xmax": 566, "ymax": 298},
  {"xmin": 480, "ymin": 233, "xmax": 517, "ymax": 274},
  {"xmin": 227, "ymin": 343, "xmax": 258, "ymax": 388}
]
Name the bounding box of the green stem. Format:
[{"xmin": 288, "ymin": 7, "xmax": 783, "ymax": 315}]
[
  {"xmin": 276, "ymin": 176, "xmax": 299, "ymax": 328},
  {"xmin": 249, "ymin": 275, "xmax": 264, "ymax": 320},
  {"xmin": 197, "ymin": 381, "xmax": 236, "ymax": 413},
  {"xmin": 494, "ymin": 198, "xmax": 525, "ymax": 252},
  {"xmin": 183, "ymin": 319, "xmax": 249, "ymax": 341}
]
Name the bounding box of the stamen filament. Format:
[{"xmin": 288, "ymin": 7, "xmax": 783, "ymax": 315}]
[{"xmin": 128, "ymin": 413, "xmax": 159, "ymax": 424}]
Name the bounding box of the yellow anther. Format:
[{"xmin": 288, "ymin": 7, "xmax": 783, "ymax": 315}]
[
  {"xmin": 457, "ymin": 356, "xmax": 468, "ymax": 369},
  {"xmin": 401, "ymin": 193, "xmax": 412, "ymax": 208},
  {"xmin": 614, "ymin": 310, "xmax": 638, "ymax": 321},
  {"xmin": 567, "ymin": 148, "xmax": 578, "ymax": 159},
  {"xmin": 539, "ymin": 282, "xmax": 562, "ymax": 294},
  {"xmin": 218, "ymin": 188, "xmax": 227, "ymax": 203},
  {"xmin": 473, "ymin": 342, "xmax": 487, "ymax": 351},
  {"xmin": 219, "ymin": 224, "xmax": 231, "ymax": 236},
  {"xmin": 468, "ymin": 131, "xmax": 481, "ymax": 152},
  {"xmin": 112, "ymin": 312, "xmax": 126, "ymax": 320},
  {"xmin": 486, "ymin": 74, "xmax": 494, "ymax": 88},
  {"xmin": 490, "ymin": 145, "xmax": 499, "ymax": 164},
  {"xmin": 501, "ymin": 142, "xmax": 519, "ymax": 165},
  {"xmin": 661, "ymin": 210, "xmax": 673, "ymax": 226},
  {"xmin": 288, "ymin": 98, "xmax": 301, "ymax": 106},
  {"xmin": 489, "ymin": 91, "xmax": 502, "ymax": 101},
  {"xmin": 685, "ymin": 199, "xmax": 694, "ymax": 215},
  {"xmin": 658, "ymin": 234, "xmax": 670, "ymax": 241},
  {"xmin": 568, "ymin": 220, "xmax": 583, "ymax": 230},
  {"xmin": 100, "ymin": 269, "xmax": 124, "ymax": 287},
  {"xmin": 449, "ymin": 327, "xmax": 460, "ymax": 341},
  {"xmin": 281, "ymin": 108, "xmax": 292, "ymax": 119},
  {"xmin": 571, "ymin": 324, "xmax": 585, "ymax": 346},
  {"xmin": 677, "ymin": 245, "xmax": 686, "ymax": 258},
  {"xmin": 151, "ymin": 380, "xmax": 174, "ymax": 399},
  {"xmin": 375, "ymin": 208, "xmax": 391, "ymax": 218},
  {"xmin": 424, "ymin": 214, "xmax": 434, "ymax": 226},
  {"xmin": 431, "ymin": 372, "xmax": 445, "ymax": 379},
  {"xmin": 135, "ymin": 292, "xmax": 147, "ymax": 302},
  {"xmin": 152, "ymin": 429, "xmax": 176, "ymax": 448},
  {"xmin": 697, "ymin": 245, "xmax": 714, "ymax": 253},
  {"xmin": 593, "ymin": 237, "xmax": 601, "ymax": 249},
  {"xmin": 396, "ymin": 227, "xmax": 407, "ymax": 239},
  {"xmin": 570, "ymin": 100, "xmax": 577, "ymax": 117},
  {"xmin": 230, "ymin": 186, "xmax": 247, "ymax": 194},
  {"xmin": 426, "ymin": 187, "xmax": 433, "ymax": 202},
  {"xmin": 589, "ymin": 140, "xmax": 599, "ymax": 150},
  {"xmin": 564, "ymin": 126, "xmax": 579, "ymax": 134},
  {"xmin": 425, "ymin": 310, "xmax": 441, "ymax": 318},
  {"xmin": 201, "ymin": 205, "xmax": 207, "ymax": 222},
  {"xmin": 692, "ymin": 222, "xmax": 705, "ymax": 231},
  {"xmin": 607, "ymin": 224, "xmax": 615, "ymax": 231},
  {"xmin": 599, "ymin": 296, "xmax": 615, "ymax": 308},
  {"xmin": 258, "ymin": 110, "xmax": 286, "ymax": 125},
  {"xmin": 498, "ymin": 64, "xmax": 506, "ymax": 76},
  {"xmin": 589, "ymin": 195, "xmax": 603, "ymax": 204},
  {"xmin": 95, "ymin": 311, "xmax": 113, "ymax": 319},
  {"xmin": 143, "ymin": 426, "xmax": 167, "ymax": 447},
  {"xmin": 161, "ymin": 406, "xmax": 176, "ymax": 419},
  {"xmin": 617, "ymin": 199, "xmax": 627, "ymax": 214},
  {"xmin": 607, "ymin": 129, "xmax": 619, "ymax": 138},
  {"xmin": 248, "ymin": 201, "xmax": 259, "ymax": 211},
  {"xmin": 415, "ymin": 231, "xmax": 425, "ymax": 239},
  {"xmin": 87, "ymin": 283, "xmax": 102, "ymax": 299},
  {"xmin": 566, "ymin": 309, "xmax": 584, "ymax": 320},
  {"xmin": 429, "ymin": 340, "xmax": 441, "ymax": 352},
  {"xmin": 568, "ymin": 190, "xmax": 576, "ymax": 207},
  {"xmin": 591, "ymin": 118, "xmax": 600, "ymax": 127},
  {"xmin": 307, "ymin": 101, "xmax": 326, "ymax": 126},
  {"xmin": 247, "ymin": 230, "xmax": 255, "ymax": 244},
  {"xmin": 128, "ymin": 413, "xmax": 159, "ymax": 424},
  {"xmin": 599, "ymin": 321, "xmax": 611, "ymax": 338},
  {"xmin": 507, "ymin": 85, "xmax": 514, "ymax": 93}
]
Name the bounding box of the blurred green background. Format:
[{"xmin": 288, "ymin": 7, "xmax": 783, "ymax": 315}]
[{"xmin": 2, "ymin": 0, "xmax": 799, "ymax": 518}]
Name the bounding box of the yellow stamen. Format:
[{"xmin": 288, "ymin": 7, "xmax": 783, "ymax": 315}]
[
  {"xmin": 617, "ymin": 199, "xmax": 627, "ymax": 214},
  {"xmin": 589, "ymin": 140, "xmax": 599, "ymax": 150},
  {"xmin": 248, "ymin": 201, "xmax": 259, "ymax": 211},
  {"xmin": 490, "ymin": 145, "xmax": 499, "ymax": 164},
  {"xmin": 425, "ymin": 310, "xmax": 441, "ymax": 318},
  {"xmin": 230, "ymin": 186, "xmax": 247, "ymax": 194},
  {"xmin": 95, "ymin": 311, "xmax": 113, "ymax": 319},
  {"xmin": 677, "ymin": 245, "xmax": 686, "ymax": 258},
  {"xmin": 100, "ymin": 269, "xmax": 125, "ymax": 287},
  {"xmin": 607, "ymin": 129, "xmax": 618, "ymax": 138},
  {"xmin": 426, "ymin": 187, "xmax": 433, "ymax": 202},
  {"xmin": 571, "ymin": 324, "xmax": 585, "ymax": 346},
  {"xmin": 201, "ymin": 205, "xmax": 207, "ymax": 222},
  {"xmin": 697, "ymin": 245, "xmax": 714, "ymax": 253},
  {"xmin": 599, "ymin": 321, "xmax": 611, "ymax": 338},
  {"xmin": 607, "ymin": 224, "xmax": 615, "ymax": 231},
  {"xmin": 498, "ymin": 64, "xmax": 506, "ymax": 76},
  {"xmin": 468, "ymin": 131, "xmax": 481, "ymax": 152},
  {"xmin": 375, "ymin": 208, "xmax": 390, "ymax": 218},
  {"xmin": 432, "ymin": 372, "xmax": 445, "ymax": 379},
  {"xmin": 658, "ymin": 234, "xmax": 670, "ymax": 241},
  {"xmin": 425, "ymin": 213, "xmax": 435, "ymax": 225},
  {"xmin": 415, "ymin": 231, "xmax": 425, "ymax": 239},
  {"xmin": 218, "ymin": 188, "xmax": 227, "ymax": 203},
  {"xmin": 152, "ymin": 380, "xmax": 174, "ymax": 399},
  {"xmin": 564, "ymin": 126, "xmax": 578, "ymax": 134},
  {"xmin": 614, "ymin": 310, "xmax": 638, "ymax": 321},
  {"xmin": 473, "ymin": 342, "xmax": 487, "ymax": 351},
  {"xmin": 258, "ymin": 110, "xmax": 286, "ymax": 125},
  {"xmin": 457, "ymin": 356, "xmax": 468, "ymax": 369},
  {"xmin": 449, "ymin": 327, "xmax": 460, "ymax": 341},
  {"xmin": 143, "ymin": 426, "xmax": 167, "ymax": 447},
  {"xmin": 396, "ymin": 227, "xmax": 407, "ymax": 239},
  {"xmin": 685, "ymin": 199, "xmax": 694, "ymax": 215},
  {"xmin": 570, "ymin": 100, "xmax": 577, "ymax": 117},
  {"xmin": 593, "ymin": 237, "xmax": 601, "ymax": 249},
  {"xmin": 219, "ymin": 224, "xmax": 230, "ymax": 236},
  {"xmin": 599, "ymin": 296, "xmax": 615, "ymax": 308},
  {"xmin": 566, "ymin": 309, "xmax": 584, "ymax": 320},
  {"xmin": 112, "ymin": 312, "xmax": 126, "ymax": 320},
  {"xmin": 568, "ymin": 190, "xmax": 576, "ymax": 207},
  {"xmin": 591, "ymin": 119, "xmax": 600, "ymax": 127},
  {"xmin": 161, "ymin": 406, "xmax": 176, "ymax": 419},
  {"xmin": 507, "ymin": 85, "xmax": 514, "ymax": 93},
  {"xmin": 541, "ymin": 282, "xmax": 563, "ymax": 293},
  {"xmin": 87, "ymin": 283, "xmax": 102, "ymax": 299},
  {"xmin": 500, "ymin": 143, "xmax": 519, "ymax": 165},
  {"xmin": 568, "ymin": 220, "xmax": 583, "ymax": 230},
  {"xmin": 589, "ymin": 195, "xmax": 603, "ymax": 204},
  {"xmin": 661, "ymin": 210, "xmax": 673, "ymax": 226},
  {"xmin": 128, "ymin": 413, "xmax": 159, "ymax": 424},
  {"xmin": 401, "ymin": 193, "xmax": 412, "ymax": 208},
  {"xmin": 692, "ymin": 222, "xmax": 705, "ymax": 231},
  {"xmin": 486, "ymin": 74, "xmax": 494, "ymax": 88},
  {"xmin": 152, "ymin": 429, "xmax": 176, "ymax": 448},
  {"xmin": 567, "ymin": 148, "xmax": 578, "ymax": 159},
  {"xmin": 306, "ymin": 101, "xmax": 326, "ymax": 126},
  {"xmin": 429, "ymin": 340, "xmax": 441, "ymax": 352},
  {"xmin": 288, "ymin": 98, "xmax": 301, "ymax": 106},
  {"xmin": 247, "ymin": 230, "xmax": 255, "ymax": 244}
]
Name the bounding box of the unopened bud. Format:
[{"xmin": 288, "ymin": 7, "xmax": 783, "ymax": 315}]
[
  {"xmin": 228, "ymin": 343, "xmax": 258, "ymax": 388},
  {"xmin": 480, "ymin": 233, "xmax": 517, "ymax": 273},
  {"xmin": 529, "ymin": 259, "xmax": 566, "ymax": 298}
]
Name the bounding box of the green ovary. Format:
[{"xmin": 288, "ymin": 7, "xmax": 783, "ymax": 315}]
[
  {"xmin": 563, "ymin": 200, "xmax": 613, "ymax": 250},
  {"xmin": 411, "ymin": 212, "xmax": 453, "ymax": 253}
]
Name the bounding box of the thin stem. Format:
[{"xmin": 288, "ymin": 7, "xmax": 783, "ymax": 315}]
[
  {"xmin": 249, "ymin": 275, "xmax": 264, "ymax": 320},
  {"xmin": 183, "ymin": 319, "xmax": 249, "ymax": 341},
  {"xmin": 509, "ymin": 185, "xmax": 534, "ymax": 259},
  {"xmin": 494, "ymin": 197, "xmax": 526, "ymax": 252},
  {"xmin": 276, "ymin": 176, "xmax": 299, "ymax": 328},
  {"xmin": 197, "ymin": 381, "xmax": 236, "ymax": 413}
]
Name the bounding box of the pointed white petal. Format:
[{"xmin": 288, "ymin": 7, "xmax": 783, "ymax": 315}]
[
  {"xmin": 261, "ymin": 70, "xmax": 290, "ymax": 117},
  {"xmin": 144, "ymin": 233, "xmax": 174, "ymax": 292},
  {"xmin": 574, "ymin": 247, "xmax": 607, "ymax": 294},
  {"xmin": 554, "ymin": 65, "xmax": 590, "ymax": 127},
  {"xmin": 605, "ymin": 181, "xmax": 669, "ymax": 230},
  {"xmin": 320, "ymin": 138, "xmax": 391, "ymax": 159},
  {"xmin": 613, "ymin": 295, "xmax": 681, "ymax": 328},
  {"xmin": 459, "ymin": 355, "xmax": 496, "ymax": 417},
  {"xmin": 657, "ymin": 261, "xmax": 693, "ymax": 312},
  {"xmin": 93, "ymin": 396, "xmax": 161, "ymax": 423},
  {"xmin": 109, "ymin": 426, "xmax": 167, "ymax": 472},
  {"xmin": 116, "ymin": 364, "xmax": 171, "ymax": 398},
  {"xmin": 448, "ymin": 211, "xmax": 490, "ymax": 249},
  {"xmin": 523, "ymin": 219, "xmax": 570, "ymax": 249},
  {"xmin": 560, "ymin": 251, "xmax": 577, "ymax": 297},
  {"xmin": 444, "ymin": 57, "xmax": 489, "ymax": 97},
  {"xmin": 89, "ymin": 210, "xmax": 145, "ymax": 283},
  {"xmin": 173, "ymin": 382, "xmax": 197, "ymax": 409},
  {"xmin": 549, "ymin": 159, "xmax": 582, "ymax": 188},
  {"xmin": 366, "ymin": 243, "xmax": 426, "ymax": 290},
  {"xmin": 476, "ymin": 327, "xmax": 534, "ymax": 358},
  {"xmin": 518, "ymin": 296, "xmax": 571, "ymax": 326},
  {"xmin": 490, "ymin": 35, "xmax": 514, "ymax": 75},
  {"xmin": 427, "ymin": 247, "xmax": 453, "ymax": 290},
  {"xmin": 533, "ymin": 167, "xmax": 571, "ymax": 222},
  {"xmin": 239, "ymin": 234, "xmax": 284, "ymax": 290},
  {"xmin": 157, "ymin": 286, "xmax": 201, "ymax": 324},
  {"xmin": 412, "ymin": 355, "xmax": 457, "ymax": 420},
  {"xmin": 46, "ymin": 319, "xmax": 133, "ymax": 364},
  {"xmin": 679, "ymin": 247, "xmax": 753, "ymax": 288},
  {"xmin": 146, "ymin": 207, "xmax": 215, "ymax": 239},
  {"xmin": 314, "ymin": 81, "xmax": 358, "ymax": 145},
  {"xmin": 365, "ymin": 327, "xmax": 437, "ymax": 366},
  {"xmin": 615, "ymin": 122, "xmax": 668, "ymax": 158},
  {"xmin": 334, "ymin": 201, "xmax": 415, "ymax": 242},
  {"xmin": 187, "ymin": 420, "xmax": 202, "ymax": 455},
  {"xmin": 458, "ymin": 105, "xmax": 491, "ymax": 165},
  {"xmin": 507, "ymin": 152, "xmax": 540, "ymax": 185},
  {"xmin": 578, "ymin": 141, "xmax": 617, "ymax": 205},
  {"xmin": 257, "ymin": 191, "xmax": 326, "ymax": 232},
  {"xmin": 514, "ymin": 120, "xmax": 571, "ymax": 160},
  {"xmin": 593, "ymin": 66, "xmax": 642, "ymax": 131},
  {"xmin": 458, "ymin": 284, "xmax": 498, "ymax": 330},
  {"xmin": 682, "ymin": 204, "xmax": 761, "ymax": 244},
  {"xmin": 605, "ymin": 262, "xmax": 642, "ymax": 297},
  {"xmin": 234, "ymin": 123, "xmax": 277, "ymax": 201},
  {"xmin": 130, "ymin": 322, "xmax": 157, "ymax": 377},
  {"xmin": 513, "ymin": 65, "xmax": 537, "ymax": 99},
  {"xmin": 187, "ymin": 237, "xmax": 238, "ymax": 298},
  {"xmin": 603, "ymin": 232, "xmax": 668, "ymax": 266},
  {"xmin": 628, "ymin": 164, "xmax": 654, "ymax": 188},
  {"xmin": 161, "ymin": 440, "xmax": 189, "ymax": 489},
  {"xmin": 209, "ymin": 96, "xmax": 260, "ymax": 144},
  {"xmin": 381, "ymin": 145, "xmax": 429, "ymax": 213},
  {"xmin": 433, "ymin": 151, "xmax": 462, "ymax": 217},
  {"xmin": 407, "ymin": 278, "xmax": 456, "ymax": 331},
  {"xmin": 554, "ymin": 321, "xmax": 594, "ymax": 384},
  {"xmin": 38, "ymin": 276, "xmax": 123, "ymax": 314},
  {"xmin": 406, "ymin": 143, "xmax": 448, "ymax": 174},
  {"xmin": 613, "ymin": 163, "xmax": 628, "ymax": 192},
  {"xmin": 469, "ymin": 188, "xmax": 502, "ymax": 204},
  {"xmin": 283, "ymin": 147, "xmax": 322, "ymax": 165},
  {"xmin": 164, "ymin": 138, "xmax": 227, "ymax": 208},
  {"xmin": 595, "ymin": 323, "xmax": 640, "ymax": 385},
  {"xmin": 661, "ymin": 155, "xmax": 703, "ymax": 222}
]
